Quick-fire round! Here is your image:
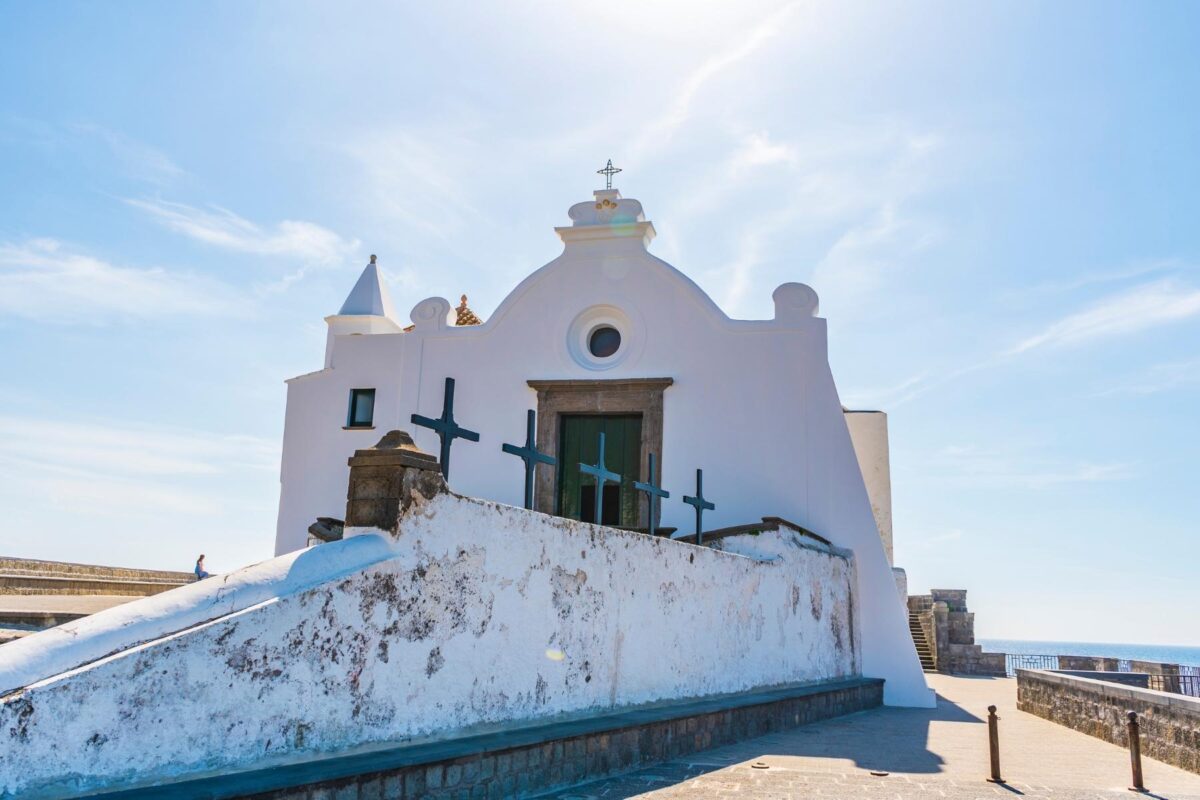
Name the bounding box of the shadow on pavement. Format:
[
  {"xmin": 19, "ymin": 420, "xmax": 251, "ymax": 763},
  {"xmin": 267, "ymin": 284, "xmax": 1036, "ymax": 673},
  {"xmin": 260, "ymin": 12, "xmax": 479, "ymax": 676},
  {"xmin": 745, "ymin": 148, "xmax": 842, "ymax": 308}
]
[{"xmin": 535, "ymin": 690, "xmax": 986, "ymax": 798}]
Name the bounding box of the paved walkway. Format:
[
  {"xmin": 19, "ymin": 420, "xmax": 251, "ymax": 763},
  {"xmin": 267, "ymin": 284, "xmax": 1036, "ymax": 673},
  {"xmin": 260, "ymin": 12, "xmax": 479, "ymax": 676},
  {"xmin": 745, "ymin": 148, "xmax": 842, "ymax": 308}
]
[
  {"xmin": 0, "ymin": 594, "xmax": 134, "ymax": 615},
  {"xmin": 537, "ymin": 674, "xmax": 1200, "ymax": 799}
]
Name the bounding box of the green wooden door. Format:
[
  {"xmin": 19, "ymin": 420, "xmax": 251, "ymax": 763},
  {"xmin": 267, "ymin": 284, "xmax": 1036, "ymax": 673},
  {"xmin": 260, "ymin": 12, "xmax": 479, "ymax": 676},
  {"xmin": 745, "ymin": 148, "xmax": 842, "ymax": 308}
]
[{"xmin": 558, "ymin": 415, "xmax": 642, "ymax": 527}]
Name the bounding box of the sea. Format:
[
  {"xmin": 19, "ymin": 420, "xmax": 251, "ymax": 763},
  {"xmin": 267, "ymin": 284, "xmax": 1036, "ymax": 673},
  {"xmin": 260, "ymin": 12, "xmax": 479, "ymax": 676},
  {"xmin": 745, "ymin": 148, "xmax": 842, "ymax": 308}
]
[{"xmin": 979, "ymin": 639, "xmax": 1200, "ymax": 668}]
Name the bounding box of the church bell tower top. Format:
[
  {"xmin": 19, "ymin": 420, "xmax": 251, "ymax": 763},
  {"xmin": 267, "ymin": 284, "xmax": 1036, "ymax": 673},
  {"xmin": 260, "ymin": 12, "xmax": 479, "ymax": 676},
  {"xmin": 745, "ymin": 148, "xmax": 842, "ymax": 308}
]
[{"xmin": 556, "ymin": 162, "xmax": 656, "ymax": 246}]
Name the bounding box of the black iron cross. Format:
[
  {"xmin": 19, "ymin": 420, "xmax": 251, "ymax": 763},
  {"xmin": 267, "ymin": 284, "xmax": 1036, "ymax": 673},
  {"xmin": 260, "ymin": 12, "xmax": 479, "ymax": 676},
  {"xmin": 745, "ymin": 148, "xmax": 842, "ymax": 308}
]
[
  {"xmin": 633, "ymin": 452, "xmax": 669, "ymax": 537},
  {"xmin": 410, "ymin": 377, "xmax": 480, "ymax": 481},
  {"xmin": 597, "ymin": 159, "xmax": 622, "ymax": 190},
  {"xmin": 579, "ymin": 431, "xmax": 621, "ymax": 525},
  {"xmin": 681, "ymin": 468, "xmax": 716, "ymax": 546},
  {"xmin": 501, "ymin": 409, "xmax": 556, "ymax": 510}
]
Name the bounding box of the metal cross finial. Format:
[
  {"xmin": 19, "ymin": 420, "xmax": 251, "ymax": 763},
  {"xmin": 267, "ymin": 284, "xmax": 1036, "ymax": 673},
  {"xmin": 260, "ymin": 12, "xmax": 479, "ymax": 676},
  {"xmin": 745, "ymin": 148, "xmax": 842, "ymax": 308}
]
[
  {"xmin": 579, "ymin": 431, "xmax": 621, "ymax": 525},
  {"xmin": 410, "ymin": 377, "xmax": 480, "ymax": 481},
  {"xmin": 680, "ymin": 468, "xmax": 716, "ymax": 546},
  {"xmin": 633, "ymin": 452, "xmax": 669, "ymax": 537},
  {"xmin": 502, "ymin": 409, "xmax": 557, "ymax": 510},
  {"xmin": 597, "ymin": 159, "xmax": 622, "ymax": 190}
]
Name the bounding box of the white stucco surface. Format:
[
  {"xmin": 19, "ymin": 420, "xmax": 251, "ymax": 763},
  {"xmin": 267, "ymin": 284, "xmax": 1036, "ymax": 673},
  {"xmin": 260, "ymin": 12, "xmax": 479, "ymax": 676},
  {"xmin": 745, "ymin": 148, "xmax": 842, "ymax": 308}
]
[
  {"xmin": 844, "ymin": 411, "xmax": 894, "ymax": 565},
  {"xmin": 273, "ymin": 188, "xmax": 932, "ymax": 707},
  {"xmin": 1, "ymin": 491, "xmax": 858, "ymax": 799}
]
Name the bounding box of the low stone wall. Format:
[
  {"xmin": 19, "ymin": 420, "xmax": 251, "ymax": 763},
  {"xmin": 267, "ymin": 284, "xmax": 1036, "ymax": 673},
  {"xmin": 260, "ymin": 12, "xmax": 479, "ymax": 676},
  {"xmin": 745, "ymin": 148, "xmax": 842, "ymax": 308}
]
[
  {"xmin": 1017, "ymin": 669, "xmax": 1200, "ymax": 774},
  {"xmin": 0, "ymin": 557, "xmax": 192, "ymax": 598}
]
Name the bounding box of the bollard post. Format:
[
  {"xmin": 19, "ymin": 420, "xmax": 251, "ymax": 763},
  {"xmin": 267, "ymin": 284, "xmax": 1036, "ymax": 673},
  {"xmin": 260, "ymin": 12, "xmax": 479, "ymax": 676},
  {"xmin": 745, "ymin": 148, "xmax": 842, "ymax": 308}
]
[
  {"xmin": 1127, "ymin": 711, "xmax": 1145, "ymax": 793},
  {"xmin": 986, "ymin": 704, "xmax": 1005, "ymax": 783}
]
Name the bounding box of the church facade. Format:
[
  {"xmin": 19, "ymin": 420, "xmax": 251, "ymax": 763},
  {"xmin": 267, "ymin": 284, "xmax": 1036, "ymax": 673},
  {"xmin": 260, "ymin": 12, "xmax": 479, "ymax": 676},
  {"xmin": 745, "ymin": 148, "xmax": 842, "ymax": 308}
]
[{"xmin": 275, "ymin": 182, "xmax": 929, "ymax": 707}]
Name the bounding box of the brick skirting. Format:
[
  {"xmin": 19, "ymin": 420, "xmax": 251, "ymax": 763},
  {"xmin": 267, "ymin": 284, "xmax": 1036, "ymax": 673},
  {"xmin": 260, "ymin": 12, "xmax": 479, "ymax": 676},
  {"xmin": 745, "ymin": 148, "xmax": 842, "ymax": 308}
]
[
  {"xmin": 95, "ymin": 677, "xmax": 882, "ymax": 800},
  {"xmin": 1017, "ymin": 669, "xmax": 1200, "ymax": 774}
]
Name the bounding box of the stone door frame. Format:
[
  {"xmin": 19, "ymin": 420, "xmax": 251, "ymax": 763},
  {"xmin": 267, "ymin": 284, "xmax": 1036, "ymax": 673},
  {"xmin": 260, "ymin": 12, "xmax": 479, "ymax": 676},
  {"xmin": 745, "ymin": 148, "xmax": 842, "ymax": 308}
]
[{"xmin": 527, "ymin": 377, "xmax": 673, "ymax": 521}]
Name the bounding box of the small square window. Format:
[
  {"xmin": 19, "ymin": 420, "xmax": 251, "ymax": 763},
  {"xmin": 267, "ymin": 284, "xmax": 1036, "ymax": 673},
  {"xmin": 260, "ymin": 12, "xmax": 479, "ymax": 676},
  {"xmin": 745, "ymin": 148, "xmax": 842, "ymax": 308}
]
[{"xmin": 346, "ymin": 388, "xmax": 376, "ymax": 428}]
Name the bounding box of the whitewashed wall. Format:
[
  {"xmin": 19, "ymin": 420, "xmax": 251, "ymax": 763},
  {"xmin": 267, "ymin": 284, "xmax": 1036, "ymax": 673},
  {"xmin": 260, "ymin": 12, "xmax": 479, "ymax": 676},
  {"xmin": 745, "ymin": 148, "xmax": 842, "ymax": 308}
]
[
  {"xmin": 0, "ymin": 491, "xmax": 857, "ymax": 799},
  {"xmin": 844, "ymin": 411, "xmax": 894, "ymax": 565},
  {"xmin": 274, "ymin": 190, "xmax": 933, "ymax": 707}
]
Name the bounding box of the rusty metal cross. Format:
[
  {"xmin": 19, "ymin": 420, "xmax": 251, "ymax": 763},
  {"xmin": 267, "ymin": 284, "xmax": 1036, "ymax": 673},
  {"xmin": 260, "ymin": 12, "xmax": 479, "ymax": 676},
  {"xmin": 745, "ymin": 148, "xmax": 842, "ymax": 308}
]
[
  {"xmin": 579, "ymin": 431, "xmax": 621, "ymax": 525},
  {"xmin": 501, "ymin": 409, "xmax": 556, "ymax": 510},
  {"xmin": 410, "ymin": 377, "xmax": 480, "ymax": 481},
  {"xmin": 680, "ymin": 468, "xmax": 716, "ymax": 546},
  {"xmin": 633, "ymin": 452, "xmax": 669, "ymax": 537}
]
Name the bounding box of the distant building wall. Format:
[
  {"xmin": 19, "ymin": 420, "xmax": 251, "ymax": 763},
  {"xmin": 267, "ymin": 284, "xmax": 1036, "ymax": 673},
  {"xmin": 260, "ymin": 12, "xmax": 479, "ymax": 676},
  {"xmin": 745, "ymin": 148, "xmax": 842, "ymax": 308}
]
[{"xmin": 844, "ymin": 411, "xmax": 893, "ymax": 565}]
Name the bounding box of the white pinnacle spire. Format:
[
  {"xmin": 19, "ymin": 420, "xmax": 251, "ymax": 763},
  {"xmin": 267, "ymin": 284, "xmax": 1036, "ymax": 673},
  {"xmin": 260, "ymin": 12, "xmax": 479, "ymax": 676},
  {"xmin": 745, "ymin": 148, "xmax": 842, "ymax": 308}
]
[{"xmin": 338, "ymin": 255, "xmax": 397, "ymax": 319}]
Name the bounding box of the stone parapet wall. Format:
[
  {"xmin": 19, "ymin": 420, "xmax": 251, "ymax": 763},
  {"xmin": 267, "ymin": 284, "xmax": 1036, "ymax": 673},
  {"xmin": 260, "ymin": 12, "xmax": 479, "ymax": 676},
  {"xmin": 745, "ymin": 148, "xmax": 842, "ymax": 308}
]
[
  {"xmin": 929, "ymin": 589, "xmax": 967, "ymax": 612},
  {"xmin": 0, "ymin": 557, "xmax": 192, "ymax": 597},
  {"xmin": 1017, "ymin": 669, "xmax": 1200, "ymax": 775}
]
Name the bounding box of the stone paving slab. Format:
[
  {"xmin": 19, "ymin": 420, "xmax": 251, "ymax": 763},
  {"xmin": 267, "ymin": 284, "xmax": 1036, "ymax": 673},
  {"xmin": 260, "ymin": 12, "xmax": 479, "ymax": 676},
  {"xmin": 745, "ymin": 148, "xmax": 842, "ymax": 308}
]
[
  {"xmin": 536, "ymin": 674, "xmax": 1200, "ymax": 799},
  {"xmin": 0, "ymin": 594, "xmax": 137, "ymax": 614}
]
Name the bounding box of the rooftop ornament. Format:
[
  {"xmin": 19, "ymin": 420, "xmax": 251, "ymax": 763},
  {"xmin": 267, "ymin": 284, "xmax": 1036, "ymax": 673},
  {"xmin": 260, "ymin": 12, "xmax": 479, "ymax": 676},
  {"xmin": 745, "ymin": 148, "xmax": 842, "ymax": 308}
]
[
  {"xmin": 410, "ymin": 377, "xmax": 480, "ymax": 481},
  {"xmin": 501, "ymin": 409, "xmax": 556, "ymax": 510},
  {"xmin": 633, "ymin": 452, "xmax": 669, "ymax": 537},
  {"xmin": 679, "ymin": 468, "xmax": 716, "ymax": 546},
  {"xmin": 596, "ymin": 159, "xmax": 621, "ymax": 190},
  {"xmin": 578, "ymin": 431, "xmax": 621, "ymax": 526}
]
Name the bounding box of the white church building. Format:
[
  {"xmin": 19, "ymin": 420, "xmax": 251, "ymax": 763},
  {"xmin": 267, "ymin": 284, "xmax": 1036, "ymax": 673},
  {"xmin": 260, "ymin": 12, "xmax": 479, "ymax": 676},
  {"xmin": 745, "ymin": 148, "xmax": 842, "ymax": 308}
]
[
  {"xmin": 0, "ymin": 176, "xmax": 934, "ymax": 798},
  {"xmin": 275, "ymin": 181, "xmax": 926, "ymax": 705}
]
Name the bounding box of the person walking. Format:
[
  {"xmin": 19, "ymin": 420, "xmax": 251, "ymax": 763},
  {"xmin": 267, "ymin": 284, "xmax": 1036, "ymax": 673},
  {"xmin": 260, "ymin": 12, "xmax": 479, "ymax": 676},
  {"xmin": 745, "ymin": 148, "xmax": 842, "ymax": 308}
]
[{"xmin": 194, "ymin": 554, "xmax": 210, "ymax": 580}]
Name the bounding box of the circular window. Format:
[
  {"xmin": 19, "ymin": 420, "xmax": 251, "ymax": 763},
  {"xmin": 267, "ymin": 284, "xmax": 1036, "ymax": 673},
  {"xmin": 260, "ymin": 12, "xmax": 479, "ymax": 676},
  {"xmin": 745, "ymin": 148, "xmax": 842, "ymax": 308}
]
[
  {"xmin": 566, "ymin": 305, "xmax": 638, "ymax": 370},
  {"xmin": 588, "ymin": 326, "xmax": 622, "ymax": 358}
]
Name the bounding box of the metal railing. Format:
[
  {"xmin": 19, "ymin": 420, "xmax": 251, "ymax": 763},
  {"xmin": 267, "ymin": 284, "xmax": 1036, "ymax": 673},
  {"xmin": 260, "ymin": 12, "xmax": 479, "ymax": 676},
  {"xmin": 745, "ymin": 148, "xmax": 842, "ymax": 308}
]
[
  {"xmin": 1147, "ymin": 671, "xmax": 1200, "ymax": 697},
  {"xmin": 1006, "ymin": 655, "xmax": 1200, "ymax": 697},
  {"xmin": 1004, "ymin": 654, "xmax": 1059, "ymax": 675}
]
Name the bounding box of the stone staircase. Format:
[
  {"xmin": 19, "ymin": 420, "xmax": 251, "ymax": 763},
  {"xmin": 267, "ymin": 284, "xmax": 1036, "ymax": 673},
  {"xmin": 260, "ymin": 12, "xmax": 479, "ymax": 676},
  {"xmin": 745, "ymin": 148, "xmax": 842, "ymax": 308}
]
[{"xmin": 909, "ymin": 612, "xmax": 936, "ymax": 672}]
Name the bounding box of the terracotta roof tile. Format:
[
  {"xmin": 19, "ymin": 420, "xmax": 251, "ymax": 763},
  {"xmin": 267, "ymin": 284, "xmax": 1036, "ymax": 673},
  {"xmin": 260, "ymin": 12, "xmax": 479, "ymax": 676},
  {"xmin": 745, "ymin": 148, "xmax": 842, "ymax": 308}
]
[
  {"xmin": 455, "ymin": 294, "xmax": 483, "ymax": 326},
  {"xmin": 400, "ymin": 293, "xmax": 483, "ymax": 333}
]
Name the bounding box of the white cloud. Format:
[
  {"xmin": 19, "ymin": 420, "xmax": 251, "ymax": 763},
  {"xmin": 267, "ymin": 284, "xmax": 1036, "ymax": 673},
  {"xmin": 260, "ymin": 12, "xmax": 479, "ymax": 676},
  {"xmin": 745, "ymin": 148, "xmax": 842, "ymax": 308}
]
[
  {"xmin": 1092, "ymin": 357, "xmax": 1200, "ymax": 397},
  {"xmin": 927, "ymin": 444, "xmax": 1134, "ymax": 490},
  {"xmin": 0, "ymin": 239, "xmax": 247, "ymax": 323},
  {"xmin": 0, "ymin": 416, "xmax": 279, "ymax": 519},
  {"xmin": 810, "ymin": 202, "xmax": 941, "ymax": 302},
  {"xmin": 72, "ymin": 123, "xmax": 185, "ymax": 185},
  {"xmin": 1008, "ymin": 279, "xmax": 1200, "ymax": 355},
  {"xmin": 128, "ymin": 198, "xmax": 358, "ymax": 266},
  {"xmin": 729, "ymin": 131, "xmax": 798, "ymax": 173},
  {"xmin": 630, "ymin": 2, "xmax": 802, "ymax": 162}
]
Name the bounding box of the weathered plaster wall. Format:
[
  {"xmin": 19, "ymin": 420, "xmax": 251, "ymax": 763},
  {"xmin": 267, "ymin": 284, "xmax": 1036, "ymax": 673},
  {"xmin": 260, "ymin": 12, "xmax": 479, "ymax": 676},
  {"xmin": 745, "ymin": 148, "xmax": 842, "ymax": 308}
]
[{"xmin": 1, "ymin": 491, "xmax": 858, "ymax": 798}]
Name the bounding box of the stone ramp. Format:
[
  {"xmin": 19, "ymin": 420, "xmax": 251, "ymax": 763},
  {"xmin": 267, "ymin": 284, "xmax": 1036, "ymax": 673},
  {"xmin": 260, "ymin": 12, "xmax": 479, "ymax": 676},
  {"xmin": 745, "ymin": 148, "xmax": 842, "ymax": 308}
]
[
  {"xmin": 0, "ymin": 594, "xmax": 139, "ymax": 633},
  {"xmin": 536, "ymin": 674, "xmax": 1200, "ymax": 799},
  {"xmin": 0, "ymin": 557, "xmax": 196, "ymax": 644}
]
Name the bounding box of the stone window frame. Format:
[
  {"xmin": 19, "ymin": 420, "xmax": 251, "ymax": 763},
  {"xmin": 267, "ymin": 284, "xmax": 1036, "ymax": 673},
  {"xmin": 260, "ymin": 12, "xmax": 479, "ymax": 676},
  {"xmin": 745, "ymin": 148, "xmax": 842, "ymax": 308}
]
[{"xmin": 527, "ymin": 378, "xmax": 673, "ymax": 523}]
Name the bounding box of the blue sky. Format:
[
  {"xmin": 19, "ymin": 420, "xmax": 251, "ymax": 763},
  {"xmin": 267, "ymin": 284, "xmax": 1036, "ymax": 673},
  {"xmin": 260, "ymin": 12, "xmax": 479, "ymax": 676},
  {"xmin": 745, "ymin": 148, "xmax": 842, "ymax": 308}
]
[{"xmin": 1, "ymin": 1, "xmax": 1197, "ymax": 645}]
